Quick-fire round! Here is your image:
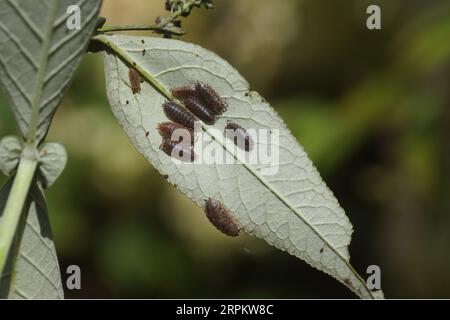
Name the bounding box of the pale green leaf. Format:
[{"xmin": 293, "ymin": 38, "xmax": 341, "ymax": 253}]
[
  {"xmin": 0, "ymin": 179, "xmax": 63, "ymax": 299},
  {"xmin": 0, "ymin": 135, "xmax": 22, "ymax": 176},
  {"xmin": 0, "ymin": 0, "xmax": 102, "ymax": 143},
  {"xmin": 101, "ymin": 35, "xmax": 383, "ymax": 299},
  {"xmin": 38, "ymin": 142, "xmax": 67, "ymax": 188}
]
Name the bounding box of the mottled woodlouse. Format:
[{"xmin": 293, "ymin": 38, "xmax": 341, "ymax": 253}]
[
  {"xmin": 159, "ymin": 139, "xmax": 195, "ymax": 162},
  {"xmin": 128, "ymin": 67, "xmax": 141, "ymax": 94},
  {"xmin": 183, "ymin": 96, "xmax": 216, "ymax": 125},
  {"xmin": 225, "ymin": 121, "xmax": 253, "ymax": 151},
  {"xmin": 172, "ymin": 82, "xmax": 227, "ymax": 119},
  {"xmin": 194, "ymin": 82, "xmax": 227, "ymax": 115},
  {"xmin": 204, "ymin": 198, "xmax": 240, "ymax": 237},
  {"xmin": 162, "ymin": 101, "xmax": 196, "ymax": 130},
  {"xmin": 157, "ymin": 121, "xmax": 194, "ymax": 145}
]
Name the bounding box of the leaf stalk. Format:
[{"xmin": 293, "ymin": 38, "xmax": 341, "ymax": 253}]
[{"xmin": 0, "ymin": 144, "xmax": 38, "ymax": 276}]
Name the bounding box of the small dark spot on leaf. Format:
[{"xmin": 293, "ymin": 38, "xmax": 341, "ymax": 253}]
[
  {"xmin": 344, "ymin": 278, "xmax": 352, "ymax": 287},
  {"xmin": 245, "ymin": 92, "xmax": 249, "ymax": 97},
  {"xmin": 163, "ymin": 174, "xmax": 169, "ymax": 179},
  {"xmin": 142, "ymin": 49, "xmax": 146, "ymax": 56},
  {"xmin": 145, "ymin": 131, "xmax": 149, "ymax": 137},
  {"xmin": 132, "ymin": 62, "xmax": 136, "ymax": 66},
  {"xmin": 125, "ymin": 100, "xmax": 129, "ymax": 105},
  {"xmin": 141, "ymin": 39, "xmax": 145, "ymax": 44},
  {"xmin": 320, "ymin": 248, "xmax": 324, "ymax": 253}
]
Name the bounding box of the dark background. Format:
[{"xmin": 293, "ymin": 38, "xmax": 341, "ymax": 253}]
[{"xmin": 1, "ymin": 0, "xmax": 449, "ymax": 298}]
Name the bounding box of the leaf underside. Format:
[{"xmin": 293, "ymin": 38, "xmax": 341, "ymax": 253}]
[
  {"xmin": 0, "ymin": 0, "xmax": 102, "ymax": 143},
  {"xmin": 0, "ymin": 0, "xmax": 102, "ymax": 299},
  {"xmin": 0, "ymin": 179, "xmax": 63, "ymax": 299},
  {"xmin": 102, "ymin": 35, "xmax": 383, "ymax": 299}
]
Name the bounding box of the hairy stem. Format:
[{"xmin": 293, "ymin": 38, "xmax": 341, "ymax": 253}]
[{"xmin": 0, "ymin": 145, "xmax": 38, "ymax": 276}]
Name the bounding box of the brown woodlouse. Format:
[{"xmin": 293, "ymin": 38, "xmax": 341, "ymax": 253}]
[
  {"xmin": 183, "ymin": 96, "xmax": 217, "ymax": 125},
  {"xmin": 128, "ymin": 67, "xmax": 141, "ymax": 94},
  {"xmin": 204, "ymin": 198, "xmax": 240, "ymax": 237},
  {"xmin": 157, "ymin": 121, "xmax": 194, "ymax": 145},
  {"xmin": 162, "ymin": 101, "xmax": 196, "ymax": 130},
  {"xmin": 171, "ymin": 85, "xmax": 197, "ymax": 101},
  {"xmin": 224, "ymin": 121, "xmax": 253, "ymax": 151},
  {"xmin": 194, "ymin": 82, "xmax": 227, "ymax": 114},
  {"xmin": 159, "ymin": 139, "xmax": 195, "ymax": 162}
]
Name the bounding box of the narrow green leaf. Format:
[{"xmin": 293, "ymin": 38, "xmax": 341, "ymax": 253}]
[
  {"xmin": 0, "ymin": 0, "xmax": 102, "ymax": 143},
  {"xmin": 0, "ymin": 179, "xmax": 63, "ymax": 299},
  {"xmin": 100, "ymin": 35, "xmax": 384, "ymax": 299}
]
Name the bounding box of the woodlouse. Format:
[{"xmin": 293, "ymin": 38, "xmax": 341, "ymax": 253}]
[
  {"xmin": 204, "ymin": 198, "xmax": 240, "ymax": 237},
  {"xmin": 159, "ymin": 139, "xmax": 195, "ymax": 162},
  {"xmin": 128, "ymin": 67, "xmax": 141, "ymax": 94},
  {"xmin": 183, "ymin": 96, "xmax": 216, "ymax": 125},
  {"xmin": 162, "ymin": 101, "xmax": 196, "ymax": 129},
  {"xmin": 224, "ymin": 121, "xmax": 253, "ymax": 151},
  {"xmin": 157, "ymin": 121, "xmax": 194, "ymax": 145},
  {"xmin": 171, "ymin": 85, "xmax": 197, "ymax": 101},
  {"xmin": 194, "ymin": 82, "xmax": 227, "ymax": 114}
]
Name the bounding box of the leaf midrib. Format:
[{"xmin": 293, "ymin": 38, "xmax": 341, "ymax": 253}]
[
  {"xmin": 27, "ymin": 0, "xmax": 58, "ymax": 144},
  {"xmin": 97, "ymin": 34, "xmax": 376, "ymax": 299}
]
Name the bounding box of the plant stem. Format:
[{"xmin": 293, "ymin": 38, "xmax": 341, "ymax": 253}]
[
  {"xmin": 97, "ymin": 24, "xmax": 185, "ymax": 35},
  {"xmin": 93, "ymin": 34, "xmax": 173, "ymax": 100},
  {"xmin": 0, "ymin": 145, "xmax": 38, "ymax": 276},
  {"xmin": 96, "ymin": 0, "xmax": 205, "ymax": 35}
]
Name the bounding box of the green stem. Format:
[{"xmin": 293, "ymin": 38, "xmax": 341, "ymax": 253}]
[
  {"xmin": 97, "ymin": 24, "xmax": 185, "ymax": 35},
  {"xmin": 96, "ymin": 0, "xmax": 203, "ymax": 35},
  {"xmin": 93, "ymin": 34, "xmax": 173, "ymax": 99},
  {"xmin": 0, "ymin": 145, "xmax": 38, "ymax": 276}
]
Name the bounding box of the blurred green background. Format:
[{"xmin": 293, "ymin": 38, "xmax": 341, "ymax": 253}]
[{"xmin": 1, "ymin": 0, "xmax": 450, "ymax": 298}]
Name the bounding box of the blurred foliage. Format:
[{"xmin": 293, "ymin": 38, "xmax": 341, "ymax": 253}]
[{"xmin": 1, "ymin": 0, "xmax": 450, "ymax": 298}]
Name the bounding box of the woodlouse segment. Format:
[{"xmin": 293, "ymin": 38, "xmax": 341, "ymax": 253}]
[
  {"xmin": 171, "ymin": 85, "xmax": 197, "ymax": 101},
  {"xmin": 183, "ymin": 96, "xmax": 217, "ymax": 125},
  {"xmin": 224, "ymin": 121, "xmax": 253, "ymax": 151},
  {"xmin": 194, "ymin": 82, "xmax": 227, "ymax": 114},
  {"xmin": 162, "ymin": 101, "xmax": 196, "ymax": 130},
  {"xmin": 159, "ymin": 139, "xmax": 195, "ymax": 162},
  {"xmin": 157, "ymin": 121, "xmax": 194, "ymax": 145},
  {"xmin": 128, "ymin": 67, "xmax": 141, "ymax": 94},
  {"xmin": 204, "ymin": 198, "xmax": 240, "ymax": 237}
]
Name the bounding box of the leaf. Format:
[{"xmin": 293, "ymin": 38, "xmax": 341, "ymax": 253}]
[
  {"xmin": 0, "ymin": 135, "xmax": 22, "ymax": 176},
  {"xmin": 0, "ymin": 179, "xmax": 63, "ymax": 299},
  {"xmin": 100, "ymin": 34, "xmax": 383, "ymax": 299},
  {"xmin": 0, "ymin": 0, "xmax": 102, "ymax": 143},
  {"xmin": 38, "ymin": 142, "xmax": 67, "ymax": 188}
]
